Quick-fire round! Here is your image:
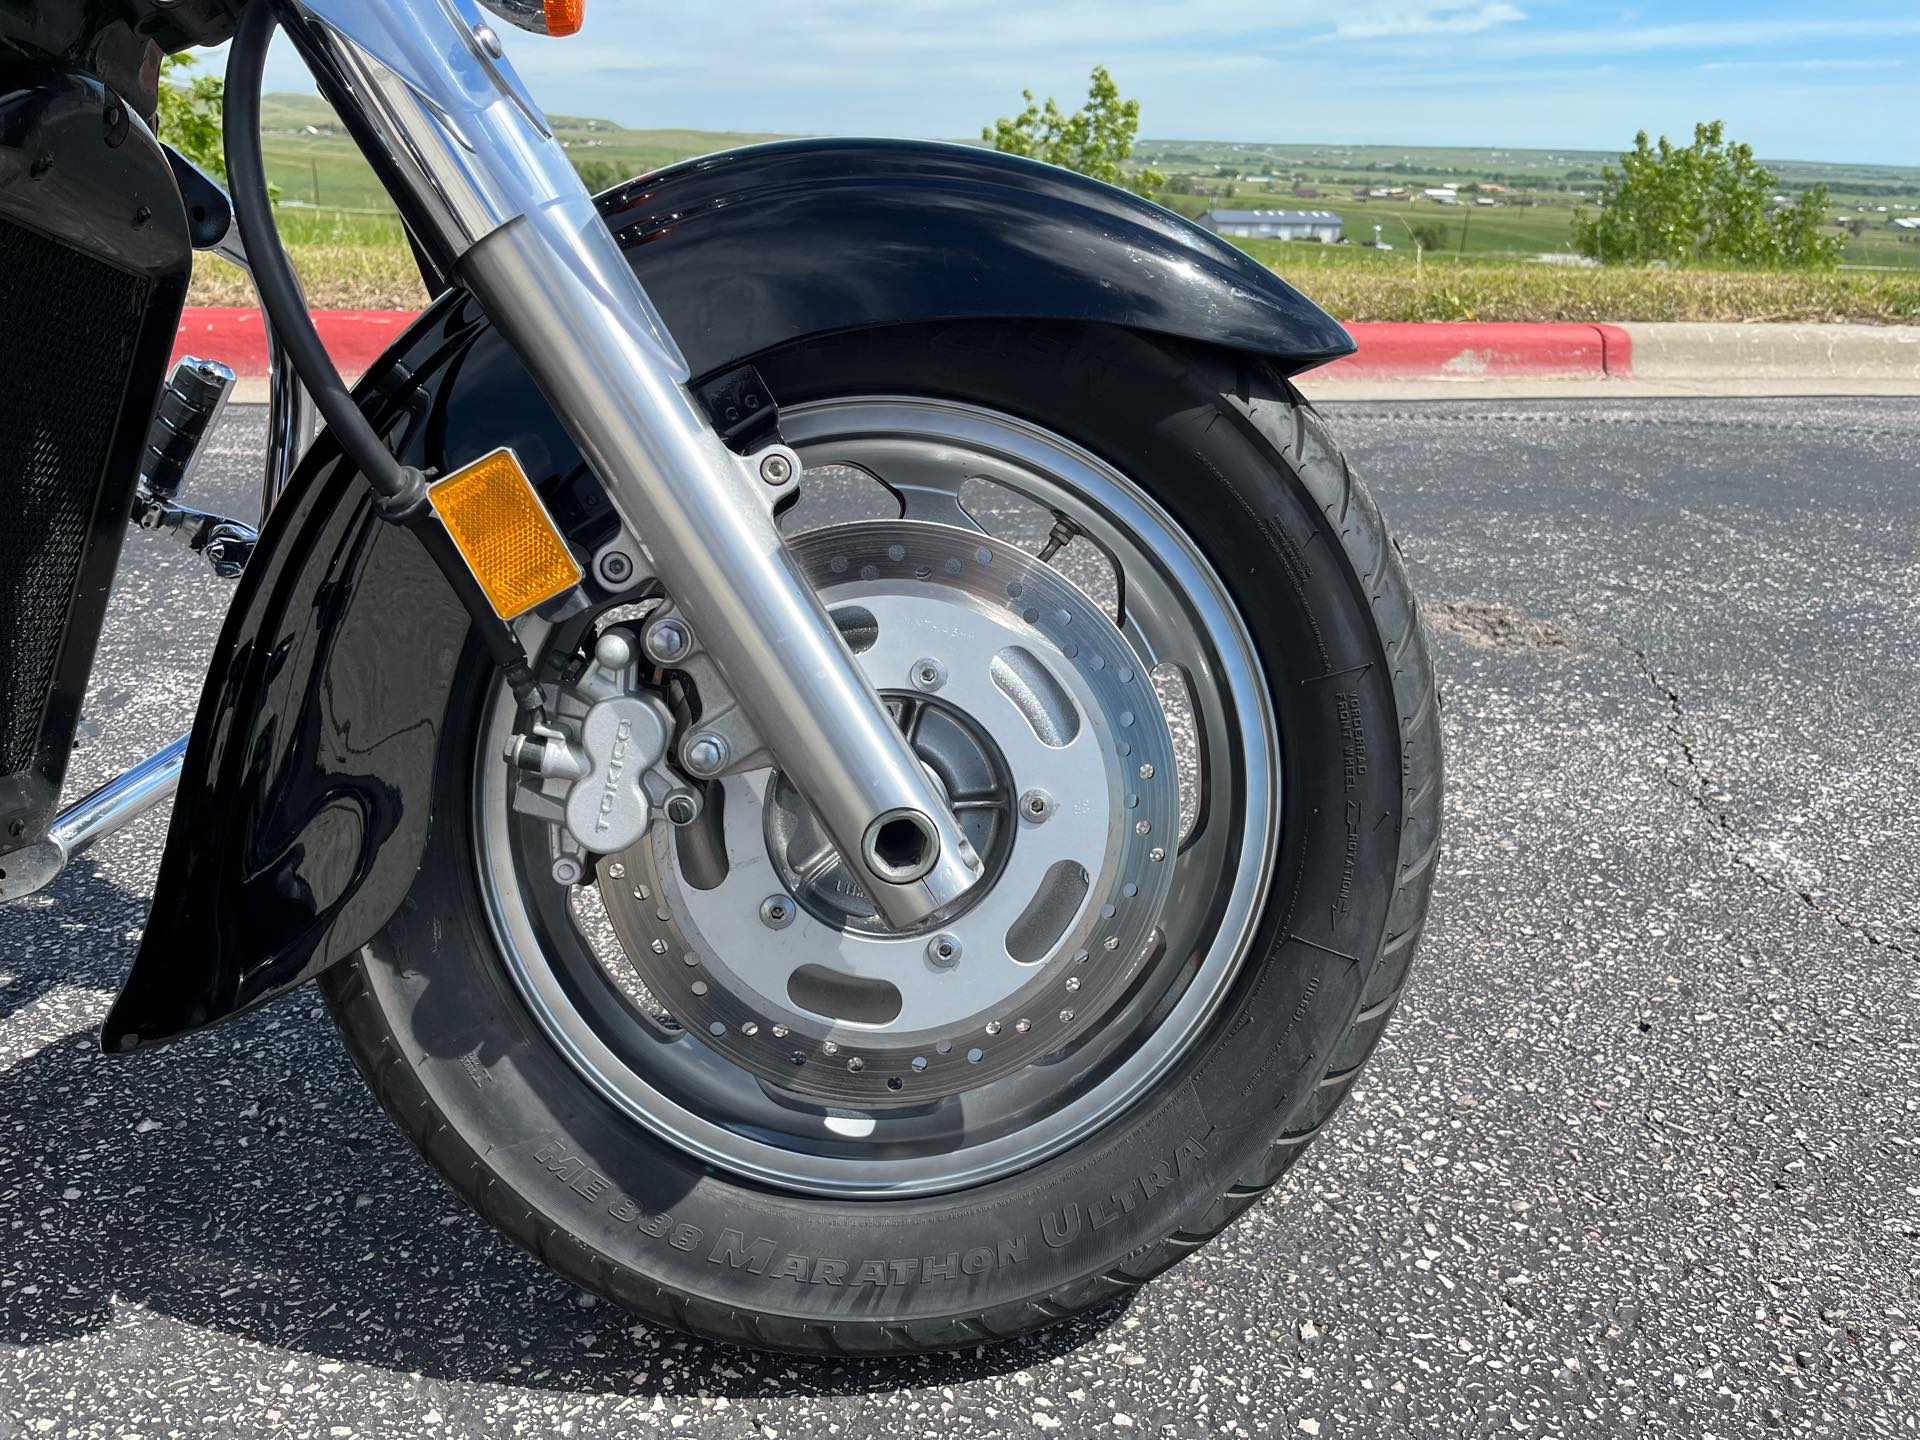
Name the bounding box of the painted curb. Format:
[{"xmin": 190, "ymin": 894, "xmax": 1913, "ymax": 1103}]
[
  {"xmin": 171, "ymin": 307, "xmax": 415, "ymax": 378},
  {"xmin": 176, "ymin": 309, "xmax": 1920, "ymax": 385},
  {"xmin": 1327, "ymin": 322, "xmax": 1633, "ymax": 380}
]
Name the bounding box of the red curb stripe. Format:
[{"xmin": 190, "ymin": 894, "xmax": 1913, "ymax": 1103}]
[
  {"xmin": 1328, "ymin": 322, "xmax": 1615, "ymax": 380},
  {"xmin": 1593, "ymin": 323, "xmax": 1634, "ymax": 378},
  {"xmin": 175, "ymin": 309, "xmax": 1633, "ymax": 382},
  {"xmin": 172, "ymin": 307, "xmax": 417, "ymax": 377}
]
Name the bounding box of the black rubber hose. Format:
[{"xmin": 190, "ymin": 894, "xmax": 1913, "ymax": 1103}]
[{"xmin": 223, "ymin": 2, "xmax": 426, "ymax": 520}]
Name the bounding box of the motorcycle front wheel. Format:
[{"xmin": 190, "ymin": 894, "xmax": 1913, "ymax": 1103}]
[{"xmin": 322, "ymin": 321, "xmax": 1441, "ymax": 1352}]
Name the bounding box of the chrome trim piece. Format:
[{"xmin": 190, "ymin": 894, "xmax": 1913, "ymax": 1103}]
[{"xmin": 0, "ymin": 739, "xmax": 187, "ymax": 904}]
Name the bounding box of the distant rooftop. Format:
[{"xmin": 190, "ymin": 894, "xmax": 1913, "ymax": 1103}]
[{"xmin": 1198, "ymin": 209, "xmax": 1344, "ymax": 224}]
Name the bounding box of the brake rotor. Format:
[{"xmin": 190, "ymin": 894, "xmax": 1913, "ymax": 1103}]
[{"xmin": 596, "ymin": 521, "xmax": 1179, "ymax": 1106}]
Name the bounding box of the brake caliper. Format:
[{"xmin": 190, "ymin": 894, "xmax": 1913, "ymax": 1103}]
[{"xmin": 505, "ymin": 627, "xmax": 694, "ymax": 885}]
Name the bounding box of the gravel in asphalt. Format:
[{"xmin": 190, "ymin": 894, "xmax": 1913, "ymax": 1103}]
[{"xmin": 1, "ymin": 397, "xmax": 1916, "ymax": 1438}]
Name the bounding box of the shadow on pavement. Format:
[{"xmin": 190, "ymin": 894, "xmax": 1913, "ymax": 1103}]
[{"xmin": 0, "ymin": 868, "xmax": 1125, "ymax": 1397}]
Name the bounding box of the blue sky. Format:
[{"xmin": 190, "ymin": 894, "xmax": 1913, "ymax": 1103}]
[{"xmin": 255, "ymin": 1, "xmax": 1920, "ymax": 165}]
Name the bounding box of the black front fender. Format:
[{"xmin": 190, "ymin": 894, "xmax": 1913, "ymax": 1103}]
[{"xmin": 104, "ymin": 138, "xmax": 1350, "ymax": 1049}]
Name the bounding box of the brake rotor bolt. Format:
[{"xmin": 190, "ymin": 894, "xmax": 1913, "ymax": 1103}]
[
  {"xmin": 1014, "ymin": 1018, "xmax": 1031, "ymax": 1034},
  {"xmin": 1150, "ymin": 846, "xmax": 1166, "ymax": 863},
  {"xmin": 683, "ymin": 733, "xmax": 728, "ymax": 776},
  {"xmin": 984, "ymin": 1020, "xmax": 1002, "ymax": 1036},
  {"xmin": 771, "ymin": 1025, "xmax": 789, "ymax": 1038},
  {"xmin": 759, "ymin": 894, "xmax": 796, "ymax": 930},
  {"xmin": 1059, "ymin": 1009, "xmax": 1074, "ymax": 1023},
  {"xmin": 927, "ymin": 933, "xmax": 962, "ymax": 969},
  {"xmin": 1135, "ymin": 819, "xmax": 1151, "ymax": 835},
  {"xmin": 644, "ymin": 616, "xmax": 692, "ymax": 664},
  {"xmin": 1020, "ymin": 789, "xmax": 1055, "ymax": 824},
  {"xmin": 608, "ymin": 862, "xmax": 625, "ymax": 879},
  {"xmin": 1065, "ymin": 976, "xmax": 1081, "ymax": 992},
  {"xmin": 846, "ymin": 1056, "xmax": 865, "ymax": 1073},
  {"xmin": 822, "ymin": 1040, "xmax": 839, "ymax": 1055},
  {"xmin": 1138, "ymin": 762, "xmax": 1155, "ymax": 780},
  {"xmin": 759, "ymin": 453, "xmax": 794, "ymax": 485},
  {"xmin": 911, "ymin": 657, "xmax": 948, "ymax": 693}
]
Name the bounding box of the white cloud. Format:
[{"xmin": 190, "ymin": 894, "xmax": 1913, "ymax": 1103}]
[{"xmin": 1330, "ymin": 3, "xmax": 1527, "ymax": 41}]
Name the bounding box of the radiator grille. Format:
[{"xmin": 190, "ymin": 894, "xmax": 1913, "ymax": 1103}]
[{"xmin": 0, "ymin": 216, "xmax": 151, "ymax": 776}]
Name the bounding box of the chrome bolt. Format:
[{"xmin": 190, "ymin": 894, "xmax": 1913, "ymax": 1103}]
[
  {"xmin": 1059, "ymin": 1009, "xmax": 1074, "ymax": 1023},
  {"xmin": 683, "ymin": 732, "xmax": 728, "ymax": 776},
  {"xmin": 760, "ymin": 894, "xmax": 796, "ymax": 930},
  {"xmin": 846, "ymin": 1056, "xmax": 865, "ymax": 1073},
  {"xmin": 551, "ymin": 856, "xmax": 582, "ymax": 886},
  {"xmin": 1065, "ymin": 976, "xmax": 1081, "ymax": 992},
  {"xmin": 643, "ymin": 616, "xmax": 692, "ymax": 664},
  {"xmin": 984, "ymin": 1020, "xmax": 1002, "ymax": 1036},
  {"xmin": 1135, "ymin": 819, "xmax": 1151, "ymax": 835},
  {"xmin": 910, "ymin": 657, "xmax": 948, "ymax": 693},
  {"xmin": 1138, "ymin": 762, "xmax": 1156, "ymax": 780},
  {"xmin": 759, "ymin": 452, "xmax": 794, "ymax": 485},
  {"xmin": 822, "ymin": 1040, "xmax": 839, "ymax": 1055},
  {"xmin": 926, "ymin": 933, "xmax": 962, "ymax": 969},
  {"xmin": 472, "ymin": 21, "xmax": 503, "ymax": 56},
  {"xmin": 1014, "ymin": 1018, "xmax": 1031, "ymax": 1034},
  {"xmin": 1020, "ymin": 789, "xmax": 1056, "ymax": 824},
  {"xmin": 664, "ymin": 790, "xmax": 701, "ymax": 826},
  {"xmin": 1149, "ymin": 845, "xmax": 1167, "ymax": 863}
]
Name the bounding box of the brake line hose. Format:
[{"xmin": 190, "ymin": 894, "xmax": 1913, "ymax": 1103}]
[{"xmin": 223, "ymin": 1, "xmax": 428, "ymax": 521}]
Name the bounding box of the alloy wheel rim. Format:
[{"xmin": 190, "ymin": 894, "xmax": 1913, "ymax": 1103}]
[{"xmin": 476, "ymin": 398, "xmax": 1279, "ymax": 1197}]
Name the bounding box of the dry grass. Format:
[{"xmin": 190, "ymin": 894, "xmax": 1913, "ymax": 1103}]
[
  {"xmin": 1278, "ymin": 258, "xmax": 1920, "ymax": 325},
  {"xmin": 188, "ymin": 228, "xmax": 1920, "ymax": 325},
  {"xmin": 189, "ymin": 245, "xmax": 429, "ymax": 310}
]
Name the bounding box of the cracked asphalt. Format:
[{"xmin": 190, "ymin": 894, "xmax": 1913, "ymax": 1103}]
[{"xmin": 2, "ymin": 396, "xmax": 1916, "ymax": 1438}]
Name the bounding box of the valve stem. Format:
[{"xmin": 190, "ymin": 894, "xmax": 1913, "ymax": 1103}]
[{"xmin": 1037, "ymin": 515, "xmax": 1082, "ymax": 564}]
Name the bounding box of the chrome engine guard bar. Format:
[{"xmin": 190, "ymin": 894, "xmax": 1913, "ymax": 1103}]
[{"xmin": 280, "ymin": 0, "xmax": 980, "ymax": 928}]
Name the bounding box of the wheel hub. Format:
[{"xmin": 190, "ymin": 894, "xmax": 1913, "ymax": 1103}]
[
  {"xmin": 765, "ymin": 693, "xmax": 1015, "ymax": 937},
  {"xmin": 596, "ymin": 521, "xmax": 1180, "ymax": 1106}
]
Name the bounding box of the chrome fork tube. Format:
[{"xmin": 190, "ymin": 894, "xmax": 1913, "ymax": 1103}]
[{"xmin": 288, "ymin": 0, "xmax": 981, "ymax": 926}]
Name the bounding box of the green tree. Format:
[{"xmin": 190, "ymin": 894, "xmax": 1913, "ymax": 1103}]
[
  {"xmin": 1572, "ymin": 120, "xmax": 1842, "ymax": 270},
  {"xmin": 157, "ymin": 53, "xmax": 225, "ymax": 180},
  {"xmin": 984, "ymin": 65, "xmax": 1165, "ymax": 197},
  {"xmin": 1408, "ymin": 220, "xmax": 1449, "ymax": 253}
]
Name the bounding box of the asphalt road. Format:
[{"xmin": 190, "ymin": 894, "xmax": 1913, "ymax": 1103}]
[{"xmin": 3, "ymin": 397, "xmax": 1916, "ymax": 1438}]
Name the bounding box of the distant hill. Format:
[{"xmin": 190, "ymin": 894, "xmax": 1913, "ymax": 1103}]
[{"xmin": 259, "ymin": 93, "xmax": 791, "ymax": 211}]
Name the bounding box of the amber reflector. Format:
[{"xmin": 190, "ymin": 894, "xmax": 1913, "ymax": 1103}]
[
  {"xmin": 428, "ymin": 448, "xmax": 581, "ymax": 619},
  {"xmin": 544, "ymin": 0, "xmax": 585, "ymax": 36}
]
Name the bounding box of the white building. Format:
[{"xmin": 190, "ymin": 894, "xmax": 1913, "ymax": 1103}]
[{"xmin": 1196, "ymin": 209, "xmax": 1345, "ymax": 242}]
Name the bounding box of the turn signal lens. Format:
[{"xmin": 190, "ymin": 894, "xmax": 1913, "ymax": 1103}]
[
  {"xmin": 429, "ymin": 448, "xmax": 581, "ymax": 619},
  {"xmin": 544, "ymin": 0, "xmax": 585, "ymax": 36}
]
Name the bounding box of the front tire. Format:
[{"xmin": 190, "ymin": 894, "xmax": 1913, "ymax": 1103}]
[{"xmin": 322, "ymin": 322, "xmax": 1441, "ymax": 1352}]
